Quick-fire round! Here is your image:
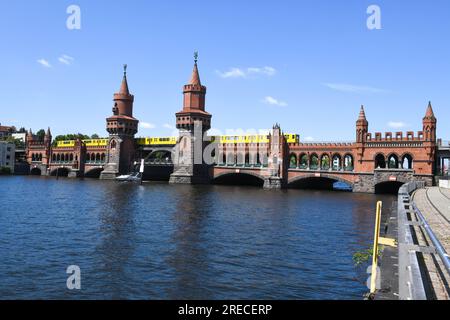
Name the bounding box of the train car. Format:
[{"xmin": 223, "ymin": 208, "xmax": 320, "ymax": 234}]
[
  {"xmin": 136, "ymin": 137, "xmax": 177, "ymax": 146},
  {"xmin": 217, "ymin": 134, "xmax": 299, "ymax": 144},
  {"xmin": 284, "ymin": 134, "xmax": 300, "ymax": 144},
  {"xmin": 84, "ymin": 139, "xmax": 108, "ymax": 147},
  {"xmin": 56, "ymin": 140, "xmax": 75, "ymax": 148}
]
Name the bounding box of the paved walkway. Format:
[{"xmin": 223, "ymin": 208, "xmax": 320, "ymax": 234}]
[{"xmin": 413, "ymin": 187, "xmax": 450, "ymax": 299}]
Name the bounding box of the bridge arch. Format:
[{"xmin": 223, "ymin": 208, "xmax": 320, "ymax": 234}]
[
  {"xmin": 375, "ymin": 153, "xmax": 386, "ymax": 169},
  {"xmin": 30, "ymin": 167, "xmax": 42, "ymax": 176},
  {"xmin": 50, "ymin": 167, "xmax": 70, "ymax": 177},
  {"xmin": 387, "ymin": 153, "xmax": 400, "ymax": 169},
  {"xmin": 343, "ymin": 153, "xmax": 354, "ymax": 171},
  {"xmin": 310, "ymin": 153, "xmax": 319, "ymax": 170},
  {"xmin": 84, "ymin": 167, "xmax": 104, "ymax": 179},
  {"xmin": 299, "ymin": 153, "xmax": 308, "ymax": 169},
  {"xmin": 320, "ymin": 154, "xmax": 331, "ymax": 170},
  {"xmin": 401, "ymin": 153, "xmax": 414, "ymax": 169},
  {"xmin": 213, "ymin": 171, "xmax": 265, "ymax": 187},
  {"xmin": 289, "ymin": 153, "xmax": 297, "ymax": 168},
  {"xmin": 332, "ymin": 153, "xmax": 342, "ymax": 171},
  {"xmin": 288, "ymin": 174, "xmax": 354, "ymax": 191},
  {"xmin": 146, "ymin": 149, "xmax": 173, "ymax": 162},
  {"xmin": 375, "ymin": 181, "xmax": 404, "ymax": 194}
]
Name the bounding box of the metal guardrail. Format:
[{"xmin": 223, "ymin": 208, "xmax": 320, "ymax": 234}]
[
  {"xmin": 412, "ymin": 203, "xmax": 450, "ymax": 276},
  {"xmin": 397, "ymin": 181, "xmax": 427, "ymax": 300}
]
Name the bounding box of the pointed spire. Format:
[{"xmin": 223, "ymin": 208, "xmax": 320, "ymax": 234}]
[
  {"xmin": 189, "ymin": 51, "xmax": 201, "ymax": 86},
  {"xmin": 358, "ymin": 105, "xmax": 367, "ymax": 120},
  {"xmin": 119, "ymin": 64, "xmax": 130, "ymax": 95},
  {"xmin": 425, "ymin": 101, "xmax": 435, "ymax": 119},
  {"xmin": 46, "ymin": 127, "xmax": 51, "ymax": 136}
]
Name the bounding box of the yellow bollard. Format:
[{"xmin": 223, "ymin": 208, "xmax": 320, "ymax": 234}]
[{"xmin": 370, "ymin": 201, "xmax": 383, "ymax": 294}]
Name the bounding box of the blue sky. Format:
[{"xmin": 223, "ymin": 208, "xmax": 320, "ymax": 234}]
[{"xmin": 1, "ymin": 0, "xmax": 449, "ymax": 141}]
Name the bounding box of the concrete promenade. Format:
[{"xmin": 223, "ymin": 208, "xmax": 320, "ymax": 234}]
[{"xmin": 412, "ymin": 187, "xmax": 450, "ymax": 299}]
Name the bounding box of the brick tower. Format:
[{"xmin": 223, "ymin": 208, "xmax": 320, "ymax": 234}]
[
  {"xmin": 355, "ymin": 105, "xmax": 369, "ymax": 165},
  {"xmin": 169, "ymin": 53, "xmax": 212, "ymax": 184},
  {"xmin": 264, "ymin": 124, "xmax": 287, "ymax": 189},
  {"xmin": 422, "ymin": 101, "xmax": 437, "ymax": 168},
  {"xmin": 100, "ymin": 65, "xmax": 139, "ymax": 180}
]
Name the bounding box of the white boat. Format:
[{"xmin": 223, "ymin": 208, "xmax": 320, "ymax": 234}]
[{"xmin": 116, "ymin": 172, "xmax": 141, "ymax": 182}]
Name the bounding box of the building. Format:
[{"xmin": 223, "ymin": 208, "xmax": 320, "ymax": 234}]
[
  {"xmin": 0, "ymin": 124, "xmax": 13, "ymax": 138},
  {"xmin": 0, "ymin": 141, "xmax": 15, "ymax": 174}
]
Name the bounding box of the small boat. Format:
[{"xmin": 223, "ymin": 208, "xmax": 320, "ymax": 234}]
[{"xmin": 116, "ymin": 172, "xmax": 142, "ymax": 182}]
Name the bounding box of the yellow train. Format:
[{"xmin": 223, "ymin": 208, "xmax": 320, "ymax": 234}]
[
  {"xmin": 56, "ymin": 139, "xmax": 108, "ymax": 148},
  {"xmin": 136, "ymin": 137, "xmax": 178, "ymax": 146},
  {"xmin": 57, "ymin": 134, "xmax": 299, "ymax": 148},
  {"xmin": 216, "ymin": 134, "xmax": 299, "ymax": 144}
]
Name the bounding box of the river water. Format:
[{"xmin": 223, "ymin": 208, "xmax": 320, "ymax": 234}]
[{"xmin": 0, "ymin": 176, "xmax": 396, "ymax": 300}]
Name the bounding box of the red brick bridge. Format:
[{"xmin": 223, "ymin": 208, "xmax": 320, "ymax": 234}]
[{"xmin": 25, "ymin": 57, "xmax": 439, "ymax": 193}]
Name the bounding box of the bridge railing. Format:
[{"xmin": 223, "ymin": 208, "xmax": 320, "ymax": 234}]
[{"xmin": 397, "ymin": 181, "xmax": 427, "ymax": 300}]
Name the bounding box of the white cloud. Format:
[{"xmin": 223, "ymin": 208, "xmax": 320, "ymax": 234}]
[
  {"xmin": 216, "ymin": 66, "xmax": 276, "ymax": 79},
  {"xmin": 140, "ymin": 122, "xmax": 156, "ymax": 129},
  {"xmin": 262, "ymin": 96, "xmax": 288, "ymax": 107},
  {"xmin": 163, "ymin": 123, "xmax": 174, "ymax": 130},
  {"xmin": 58, "ymin": 54, "xmax": 74, "ymax": 65},
  {"xmin": 304, "ymin": 136, "xmax": 315, "ymax": 142},
  {"xmin": 37, "ymin": 59, "xmax": 52, "ymax": 68},
  {"xmin": 323, "ymin": 83, "xmax": 386, "ymax": 94},
  {"xmin": 388, "ymin": 121, "xmax": 408, "ymax": 129}
]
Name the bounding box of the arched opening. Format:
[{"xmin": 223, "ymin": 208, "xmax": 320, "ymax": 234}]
[
  {"xmin": 344, "ymin": 154, "xmax": 354, "ymax": 171},
  {"xmin": 375, "ymin": 154, "xmax": 386, "ymax": 169},
  {"xmin": 84, "ymin": 168, "xmax": 104, "ymax": 179},
  {"xmin": 213, "ymin": 173, "xmax": 264, "ymax": 187},
  {"xmin": 30, "ymin": 167, "xmax": 41, "ymax": 176},
  {"xmin": 148, "ymin": 150, "xmax": 172, "ymax": 163},
  {"xmin": 388, "ymin": 154, "xmax": 399, "ymax": 169},
  {"xmin": 288, "ymin": 177, "xmax": 352, "ymax": 192},
  {"xmin": 321, "ymin": 154, "xmax": 330, "ymax": 170},
  {"xmin": 332, "ymin": 154, "xmax": 342, "ymax": 171},
  {"xmin": 52, "ymin": 154, "xmax": 56, "ymax": 162},
  {"xmin": 236, "ymin": 153, "xmax": 245, "ymax": 167},
  {"xmin": 244, "ymin": 154, "xmax": 250, "ymax": 167},
  {"xmin": 289, "ymin": 153, "xmax": 297, "ymax": 168},
  {"xmin": 50, "ymin": 167, "xmax": 70, "ymax": 177},
  {"xmin": 70, "ymin": 154, "xmax": 74, "ymax": 162},
  {"xmin": 375, "ymin": 181, "xmax": 404, "ymax": 194},
  {"xmin": 101, "ymin": 153, "xmax": 106, "ymax": 163},
  {"xmin": 310, "ymin": 154, "xmax": 319, "ymax": 170},
  {"xmin": 226, "ymin": 152, "xmax": 235, "ymax": 166},
  {"xmin": 299, "ymin": 154, "xmax": 308, "ymax": 169},
  {"xmin": 402, "ymin": 154, "xmax": 413, "ymax": 169}
]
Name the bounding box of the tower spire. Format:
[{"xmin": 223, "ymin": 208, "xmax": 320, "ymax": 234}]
[
  {"xmin": 119, "ymin": 64, "xmax": 130, "ymax": 95},
  {"xmin": 358, "ymin": 105, "xmax": 367, "ymax": 120},
  {"xmin": 189, "ymin": 51, "xmax": 201, "ymax": 86},
  {"xmin": 424, "ymin": 101, "xmax": 435, "ymax": 119}
]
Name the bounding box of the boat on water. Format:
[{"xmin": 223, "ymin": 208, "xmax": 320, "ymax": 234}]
[{"xmin": 116, "ymin": 172, "xmax": 142, "ymax": 182}]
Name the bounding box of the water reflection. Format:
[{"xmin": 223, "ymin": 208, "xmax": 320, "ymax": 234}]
[{"xmin": 95, "ymin": 183, "xmax": 137, "ymax": 299}]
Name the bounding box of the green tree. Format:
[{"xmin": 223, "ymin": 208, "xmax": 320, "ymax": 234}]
[
  {"xmin": 36, "ymin": 129, "xmax": 46, "ymax": 140},
  {"xmin": 91, "ymin": 134, "xmax": 100, "ymax": 139}
]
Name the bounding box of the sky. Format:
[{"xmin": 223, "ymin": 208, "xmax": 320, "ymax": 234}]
[{"xmin": 0, "ymin": 0, "xmax": 449, "ymax": 141}]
